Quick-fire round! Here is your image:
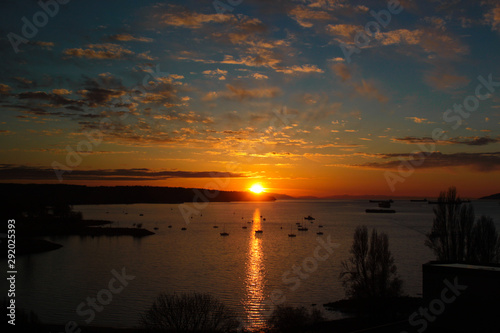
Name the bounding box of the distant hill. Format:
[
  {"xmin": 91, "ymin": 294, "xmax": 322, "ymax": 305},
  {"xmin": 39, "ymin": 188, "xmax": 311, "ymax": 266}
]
[
  {"xmin": 479, "ymin": 193, "xmax": 500, "ymax": 200},
  {"xmin": 0, "ymin": 183, "xmax": 276, "ymax": 209}
]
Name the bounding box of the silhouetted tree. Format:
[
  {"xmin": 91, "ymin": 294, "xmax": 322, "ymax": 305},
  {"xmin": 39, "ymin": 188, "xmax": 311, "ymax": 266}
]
[
  {"xmin": 267, "ymin": 305, "xmax": 324, "ymax": 333},
  {"xmin": 139, "ymin": 292, "xmax": 240, "ymax": 332},
  {"xmin": 425, "ymin": 187, "xmax": 474, "ymax": 262},
  {"xmin": 469, "ymin": 216, "xmax": 500, "ymax": 264},
  {"xmin": 340, "ymin": 225, "xmax": 402, "ymax": 299},
  {"xmin": 426, "ymin": 187, "xmax": 499, "ymax": 264}
]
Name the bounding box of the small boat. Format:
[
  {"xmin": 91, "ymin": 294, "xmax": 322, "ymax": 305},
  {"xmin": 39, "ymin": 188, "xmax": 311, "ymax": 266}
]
[
  {"xmin": 139, "ymin": 214, "xmax": 144, "ymax": 216},
  {"xmin": 242, "ymin": 226, "xmax": 247, "ymax": 229},
  {"xmin": 220, "ymin": 225, "xmax": 229, "ymax": 236},
  {"xmin": 298, "ymin": 227, "xmax": 308, "ymax": 231},
  {"xmin": 263, "ymin": 218, "xmax": 266, "ymax": 221},
  {"xmin": 288, "ymin": 225, "xmax": 296, "ymax": 237},
  {"xmin": 317, "ymin": 231, "xmax": 324, "ymax": 235},
  {"xmin": 365, "ymin": 209, "xmax": 396, "ymax": 213},
  {"xmin": 304, "ymin": 215, "xmax": 315, "ymax": 220},
  {"xmin": 213, "ymin": 226, "xmax": 219, "ymax": 228},
  {"xmin": 181, "ymin": 227, "xmax": 187, "ymax": 230},
  {"xmin": 255, "ymin": 230, "xmax": 263, "ymax": 234},
  {"xmin": 154, "ymin": 227, "xmax": 159, "ymax": 230},
  {"xmin": 168, "ymin": 225, "xmax": 172, "ymax": 228},
  {"xmin": 410, "ymin": 198, "xmax": 427, "ymax": 202}
]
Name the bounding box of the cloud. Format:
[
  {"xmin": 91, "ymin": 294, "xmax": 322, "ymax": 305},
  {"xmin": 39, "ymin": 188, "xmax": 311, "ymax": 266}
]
[
  {"xmin": 332, "ymin": 63, "xmax": 351, "ymax": 82},
  {"xmin": 17, "ymin": 91, "xmax": 80, "ymax": 106},
  {"xmin": 288, "ymin": 5, "xmax": 331, "ymax": 28},
  {"xmin": 485, "ymin": 4, "xmax": 500, "ymax": 31},
  {"xmin": 331, "ymin": 64, "xmax": 388, "ymax": 102},
  {"xmin": 52, "ymin": 89, "xmax": 73, "ymax": 96},
  {"xmin": 159, "ymin": 6, "xmax": 234, "ymax": 29},
  {"xmin": 0, "ymin": 164, "xmax": 246, "ymax": 181},
  {"xmin": 202, "ymin": 69, "xmax": 228, "ymax": 75},
  {"xmin": 32, "ymin": 41, "xmax": 55, "ymax": 50},
  {"xmin": 63, "ymin": 43, "xmax": 135, "ymax": 60},
  {"xmin": 0, "ymin": 84, "xmax": 11, "ymax": 94},
  {"xmin": 327, "ymin": 24, "xmax": 361, "ymax": 42},
  {"xmin": 204, "ymin": 84, "xmax": 281, "ymax": 101},
  {"xmin": 352, "ymin": 80, "xmax": 388, "ymax": 103},
  {"xmin": 355, "ymin": 152, "xmax": 500, "ymax": 172},
  {"xmin": 107, "ymin": 33, "xmax": 153, "ymax": 42},
  {"xmin": 276, "ymin": 64, "xmax": 324, "ymax": 74},
  {"xmin": 252, "ymin": 73, "xmax": 268, "ymax": 80},
  {"xmin": 392, "ymin": 136, "xmax": 500, "ymax": 146},
  {"xmin": 405, "ymin": 117, "xmax": 435, "ymax": 124},
  {"xmin": 424, "ymin": 68, "xmax": 470, "ymax": 91}
]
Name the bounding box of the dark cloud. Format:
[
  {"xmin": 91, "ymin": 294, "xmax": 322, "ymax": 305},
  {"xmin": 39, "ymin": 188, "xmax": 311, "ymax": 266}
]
[
  {"xmin": 356, "ymin": 152, "xmax": 500, "ymax": 172},
  {"xmin": 393, "ymin": 136, "xmax": 500, "ymax": 146},
  {"xmin": 0, "ymin": 164, "xmax": 247, "ymax": 181}
]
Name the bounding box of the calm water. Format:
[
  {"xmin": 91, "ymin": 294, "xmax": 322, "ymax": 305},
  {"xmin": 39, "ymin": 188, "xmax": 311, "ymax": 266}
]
[{"xmin": 4, "ymin": 200, "xmax": 499, "ymax": 329}]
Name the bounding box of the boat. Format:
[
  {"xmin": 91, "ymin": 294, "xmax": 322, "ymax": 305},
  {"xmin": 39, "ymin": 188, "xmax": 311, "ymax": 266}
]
[
  {"xmin": 365, "ymin": 209, "xmax": 396, "ymax": 213},
  {"xmin": 139, "ymin": 213, "xmax": 144, "ymax": 216},
  {"xmin": 181, "ymin": 227, "xmax": 187, "ymax": 230},
  {"xmin": 220, "ymin": 224, "xmax": 229, "ymax": 236},
  {"xmin": 168, "ymin": 225, "xmax": 172, "ymax": 228},
  {"xmin": 304, "ymin": 215, "xmax": 315, "ymax": 220},
  {"xmin": 153, "ymin": 227, "xmax": 159, "ymax": 230},
  {"xmin": 410, "ymin": 198, "xmax": 427, "ymax": 202},
  {"xmin": 255, "ymin": 230, "xmax": 263, "ymax": 234},
  {"xmin": 298, "ymin": 227, "xmax": 308, "ymax": 231},
  {"xmin": 378, "ymin": 201, "xmax": 391, "ymax": 208},
  {"xmin": 288, "ymin": 224, "xmax": 296, "ymax": 237},
  {"xmin": 317, "ymin": 231, "xmax": 324, "ymax": 235},
  {"xmin": 242, "ymin": 226, "xmax": 247, "ymax": 229},
  {"xmin": 213, "ymin": 226, "xmax": 219, "ymax": 228}
]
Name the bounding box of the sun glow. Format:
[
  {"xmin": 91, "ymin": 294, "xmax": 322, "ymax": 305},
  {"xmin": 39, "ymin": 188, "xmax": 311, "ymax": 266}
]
[{"xmin": 249, "ymin": 184, "xmax": 264, "ymax": 194}]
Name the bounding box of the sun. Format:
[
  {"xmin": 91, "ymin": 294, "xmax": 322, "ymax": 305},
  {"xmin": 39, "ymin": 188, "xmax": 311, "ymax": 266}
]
[{"xmin": 249, "ymin": 184, "xmax": 265, "ymax": 194}]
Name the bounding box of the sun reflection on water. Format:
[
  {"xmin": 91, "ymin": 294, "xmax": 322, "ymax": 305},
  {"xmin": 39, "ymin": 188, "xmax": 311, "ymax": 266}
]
[{"xmin": 243, "ymin": 208, "xmax": 267, "ymax": 330}]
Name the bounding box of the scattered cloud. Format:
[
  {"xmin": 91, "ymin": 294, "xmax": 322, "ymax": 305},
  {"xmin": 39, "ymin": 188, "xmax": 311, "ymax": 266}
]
[
  {"xmin": 405, "ymin": 117, "xmax": 435, "ymax": 124},
  {"xmin": 0, "ymin": 164, "xmax": 247, "ymax": 181},
  {"xmin": 392, "ymin": 136, "xmax": 500, "ymax": 146}
]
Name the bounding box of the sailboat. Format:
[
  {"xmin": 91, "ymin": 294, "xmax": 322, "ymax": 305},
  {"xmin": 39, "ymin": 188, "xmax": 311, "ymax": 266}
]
[
  {"xmin": 288, "ymin": 224, "xmax": 296, "ymax": 237},
  {"xmin": 220, "ymin": 224, "xmax": 229, "ymax": 236}
]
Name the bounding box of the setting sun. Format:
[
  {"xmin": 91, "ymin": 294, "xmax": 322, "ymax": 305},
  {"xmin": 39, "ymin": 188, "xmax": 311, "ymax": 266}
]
[{"xmin": 249, "ymin": 184, "xmax": 265, "ymax": 194}]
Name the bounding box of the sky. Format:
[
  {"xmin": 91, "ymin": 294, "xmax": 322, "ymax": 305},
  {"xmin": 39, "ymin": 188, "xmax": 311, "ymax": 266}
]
[{"xmin": 0, "ymin": 0, "xmax": 499, "ymax": 198}]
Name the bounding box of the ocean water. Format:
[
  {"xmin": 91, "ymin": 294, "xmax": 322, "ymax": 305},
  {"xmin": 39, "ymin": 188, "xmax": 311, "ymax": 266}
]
[{"xmin": 3, "ymin": 200, "xmax": 499, "ymax": 329}]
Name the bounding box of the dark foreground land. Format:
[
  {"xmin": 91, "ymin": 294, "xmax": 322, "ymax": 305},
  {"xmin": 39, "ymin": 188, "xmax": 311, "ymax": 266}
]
[{"xmin": 0, "ymin": 183, "xmax": 276, "ymax": 206}]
